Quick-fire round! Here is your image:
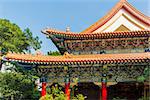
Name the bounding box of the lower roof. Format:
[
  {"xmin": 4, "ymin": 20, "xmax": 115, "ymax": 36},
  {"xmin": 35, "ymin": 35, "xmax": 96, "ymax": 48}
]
[{"xmin": 3, "ymin": 52, "xmax": 150, "ymax": 65}]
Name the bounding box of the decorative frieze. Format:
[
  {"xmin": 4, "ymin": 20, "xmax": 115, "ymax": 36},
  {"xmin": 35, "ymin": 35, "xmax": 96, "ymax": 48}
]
[
  {"xmin": 37, "ymin": 64, "xmax": 148, "ymax": 83},
  {"xmin": 64, "ymin": 37, "xmax": 149, "ymax": 54}
]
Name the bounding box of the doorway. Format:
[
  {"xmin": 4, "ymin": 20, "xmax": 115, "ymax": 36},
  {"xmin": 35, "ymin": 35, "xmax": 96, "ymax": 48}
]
[
  {"xmin": 74, "ymin": 82, "xmax": 100, "ymax": 100},
  {"xmin": 108, "ymin": 82, "xmax": 144, "ymax": 100}
]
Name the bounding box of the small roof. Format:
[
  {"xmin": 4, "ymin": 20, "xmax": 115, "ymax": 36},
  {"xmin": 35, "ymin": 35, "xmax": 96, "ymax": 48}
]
[
  {"xmin": 42, "ymin": 29, "xmax": 150, "ymax": 39},
  {"xmin": 81, "ymin": 0, "xmax": 150, "ymax": 33},
  {"xmin": 4, "ymin": 52, "xmax": 150, "ymax": 65}
]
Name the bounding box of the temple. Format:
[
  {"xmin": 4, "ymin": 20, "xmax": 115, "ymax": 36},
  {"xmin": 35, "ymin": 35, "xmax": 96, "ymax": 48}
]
[{"xmin": 1, "ymin": 0, "xmax": 150, "ymax": 100}]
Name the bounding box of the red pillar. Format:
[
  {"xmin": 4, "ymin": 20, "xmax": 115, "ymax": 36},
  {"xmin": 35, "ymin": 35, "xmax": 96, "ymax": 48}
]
[
  {"xmin": 65, "ymin": 82, "xmax": 70, "ymax": 100},
  {"xmin": 102, "ymin": 82, "xmax": 107, "ymax": 100},
  {"xmin": 41, "ymin": 82, "xmax": 46, "ymax": 97}
]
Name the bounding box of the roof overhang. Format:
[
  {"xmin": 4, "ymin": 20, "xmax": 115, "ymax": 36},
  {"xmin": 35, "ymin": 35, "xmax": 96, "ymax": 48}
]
[
  {"xmin": 42, "ymin": 29, "xmax": 150, "ymax": 39},
  {"xmin": 3, "ymin": 52, "xmax": 150, "ymax": 66}
]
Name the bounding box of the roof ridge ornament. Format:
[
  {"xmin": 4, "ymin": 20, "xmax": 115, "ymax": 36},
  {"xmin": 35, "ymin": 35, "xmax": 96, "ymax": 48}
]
[
  {"xmin": 66, "ymin": 26, "xmax": 70, "ymax": 32},
  {"xmin": 8, "ymin": 51, "xmax": 13, "ymax": 54},
  {"xmin": 120, "ymin": 0, "xmax": 127, "ymax": 2},
  {"xmin": 63, "ymin": 52, "xmax": 72, "ymax": 58},
  {"xmin": 35, "ymin": 50, "xmax": 43, "ymax": 56}
]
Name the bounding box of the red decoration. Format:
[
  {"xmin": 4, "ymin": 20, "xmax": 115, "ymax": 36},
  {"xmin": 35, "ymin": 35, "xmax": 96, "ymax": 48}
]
[
  {"xmin": 41, "ymin": 82, "xmax": 46, "ymax": 97},
  {"xmin": 102, "ymin": 82, "xmax": 107, "ymax": 100},
  {"xmin": 65, "ymin": 82, "xmax": 70, "ymax": 100}
]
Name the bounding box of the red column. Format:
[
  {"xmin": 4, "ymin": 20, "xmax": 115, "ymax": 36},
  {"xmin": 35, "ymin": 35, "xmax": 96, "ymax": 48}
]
[
  {"xmin": 65, "ymin": 82, "xmax": 70, "ymax": 100},
  {"xmin": 102, "ymin": 82, "xmax": 107, "ymax": 100},
  {"xmin": 41, "ymin": 82, "xmax": 46, "ymax": 97}
]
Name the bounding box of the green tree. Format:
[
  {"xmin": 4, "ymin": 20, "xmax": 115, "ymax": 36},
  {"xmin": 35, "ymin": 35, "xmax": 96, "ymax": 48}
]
[
  {"xmin": 0, "ymin": 19, "xmax": 42, "ymax": 99},
  {"xmin": 0, "ymin": 19, "xmax": 42, "ymax": 54},
  {"xmin": 0, "ymin": 72, "xmax": 40, "ymax": 100},
  {"xmin": 137, "ymin": 67, "xmax": 150, "ymax": 82},
  {"xmin": 40, "ymin": 85, "xmax": 66, "ymax": 100},
  {"xmin": 0, "ymin": 18, "xmax": 42, "ymax": 69},
  {"xmin": 40, "ymin": 85, "xmax": 85, "ymax": 100},
  {"xmin": 0, "ymin": 62, "xmax": 41, "ymax": 99},
  {"xmin": 23, "ymin": 28, "xmax": 42, "ymax": 53},
  {"xmin": 47, "ymin": 51, "xmax": 61, "ymax": 56}
]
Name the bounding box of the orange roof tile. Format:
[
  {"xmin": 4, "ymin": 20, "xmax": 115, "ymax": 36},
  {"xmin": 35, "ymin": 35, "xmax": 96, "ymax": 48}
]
[
  {"xmin": 81, "ymin": 0, "xmax": 150, "ymax": 33},
  {"xmin": 4, "ymin": 52, "xmax": 150, "ymax": 65},
  {"xmin": 42, "ymin": 29, "xmax": 150, "ymax": 39}
]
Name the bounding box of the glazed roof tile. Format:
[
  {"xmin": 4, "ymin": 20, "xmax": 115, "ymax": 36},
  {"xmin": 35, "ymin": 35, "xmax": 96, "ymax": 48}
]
[
  {"xmin": 42, "ymin": 29, "xmax": 150, "ymax": 39},
  {"xmin": 4, "ymin": 52, "xmax": 150, "ymax": 65}
]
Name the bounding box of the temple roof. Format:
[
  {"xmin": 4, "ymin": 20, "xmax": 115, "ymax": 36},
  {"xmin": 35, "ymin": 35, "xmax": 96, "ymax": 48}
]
[
  {"xmin": 42, "ymin": 0, "xmax": 150, "ymax": 39},
  {"xmin": 81, "ymin": 0, "xmax": 150, "ymax": 33},
  {"xmin": 3, "ymin": 52, "xmax": 150, "ymax": 65},
  {"xmin": 42, "ymin": 29, "xmax": 149, "ymax": 39}
]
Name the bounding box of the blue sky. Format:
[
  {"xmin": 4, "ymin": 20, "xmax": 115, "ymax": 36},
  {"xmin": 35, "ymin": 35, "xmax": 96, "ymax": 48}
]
[{"xmin": 0, "ymin": 0, "xmax": 149, "ymax": 54}]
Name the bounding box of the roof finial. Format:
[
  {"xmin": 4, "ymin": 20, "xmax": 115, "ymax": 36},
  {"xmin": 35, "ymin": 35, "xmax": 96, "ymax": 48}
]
[
  {"xmin": 66, "ymin": 26, "xmax": 70, "ymax": 32},
  {"xmin": 120, "ymin": 0, "xmax": 127, "ymax": 2},
  {"xmin": 35, "ymin": 50, "xmax": 43, "ymax": 55},
  {"xmin": 63, "ymin": 52, "xmax": 72, "ymax": 58}
]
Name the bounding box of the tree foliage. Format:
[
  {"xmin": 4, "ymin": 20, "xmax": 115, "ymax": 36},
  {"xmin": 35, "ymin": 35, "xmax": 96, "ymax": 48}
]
[
  {"xmin": 47, "ymin": 51, "xmax": 61, "ymax": 56},
  {"xmin": 40, "ymin": 84, "xmax": 85, "ymax": 100},
  {"xmin": 0, "ymin": 19, "xmax": 42, "ymax": 54},
  {"xmin": 0, "ymin": 62, "xmax": 41, "ymax": 99},
  {"xmin": 0, "ymin": 18, "xmax": 42, "ymax": 99},
  {"xmin": 137, "ymin": 67, "xmax": 150, "ymax": 82},
  {"xmin": 24, "ymin": 28, "xmax": 42, "ymax": 53},
  {"xmin": 0, "ymin": 71, "xmax": 40, "ymax": 99},
  {"xmin": 40, "ymin": 85, "xmax": 66, "ymax": 100}
]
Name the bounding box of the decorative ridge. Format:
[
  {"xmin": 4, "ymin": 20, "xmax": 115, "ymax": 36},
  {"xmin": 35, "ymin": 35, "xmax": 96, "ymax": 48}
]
[
  {"xmin": 44, "ymin": 28, "xmax": 150, "ymax": 35},
  {"xmin": 41, "ymin": 28, "xmax": 78, "ymax": 35},
  {"xmin": 125, "ymin": 1, "xmax": 150, "ymax": 20},
  {"xmin": 42, "ymin": 28, "xmax": 150, "ymax": 39},
  {"xmin": 5, "ymin": 52, "xmax": 150, "ymax": 58},
  {"xmin": 120, "ymin": 0, "xmax": 127, "ymax": 2},
  {"xmin": 63, "ymin": 52, "xmax": 73, "ymax": 58}
]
